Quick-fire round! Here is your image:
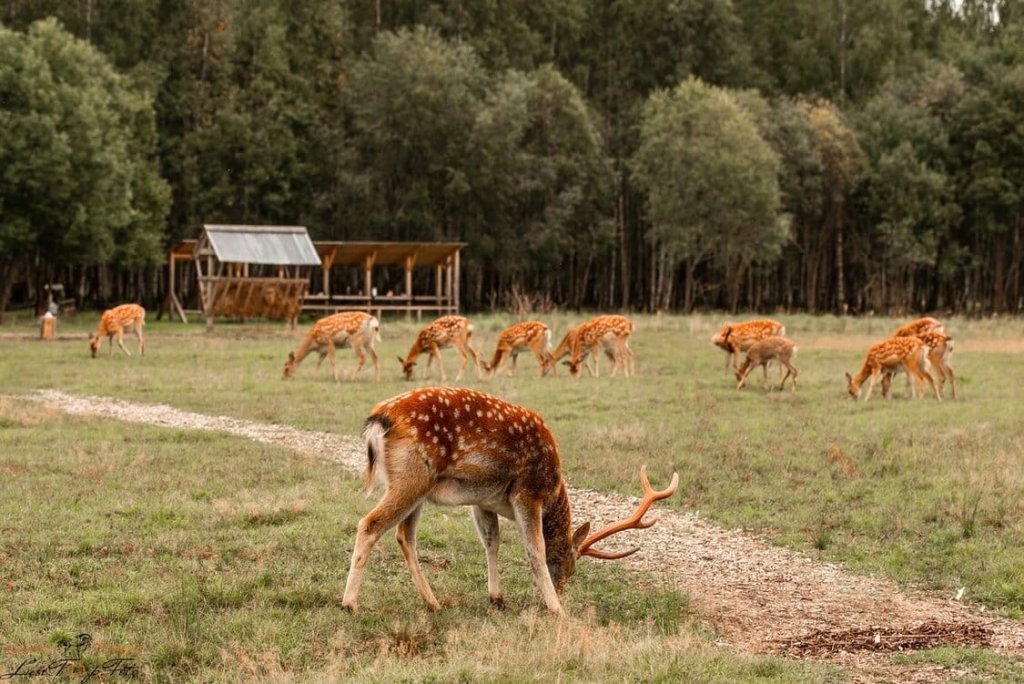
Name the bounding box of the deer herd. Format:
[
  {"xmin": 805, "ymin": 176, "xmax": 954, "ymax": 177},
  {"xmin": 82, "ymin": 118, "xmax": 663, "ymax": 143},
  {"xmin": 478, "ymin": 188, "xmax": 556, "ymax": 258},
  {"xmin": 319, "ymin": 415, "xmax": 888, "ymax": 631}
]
[{"xmin": 83, "ymin": 301, "xmax": 960, "ymax": 615}]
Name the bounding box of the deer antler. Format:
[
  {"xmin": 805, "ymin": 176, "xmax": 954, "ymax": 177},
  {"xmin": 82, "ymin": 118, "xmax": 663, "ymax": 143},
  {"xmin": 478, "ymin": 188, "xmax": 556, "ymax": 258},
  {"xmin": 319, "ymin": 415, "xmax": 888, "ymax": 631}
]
[{"xmin": 576, "ymin": 465, "xmax": 679, "ymax": 559}]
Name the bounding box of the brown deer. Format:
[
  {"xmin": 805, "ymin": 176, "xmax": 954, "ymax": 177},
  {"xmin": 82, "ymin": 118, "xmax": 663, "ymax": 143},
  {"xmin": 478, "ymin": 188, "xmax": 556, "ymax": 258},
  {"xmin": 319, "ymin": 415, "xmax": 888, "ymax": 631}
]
[
  {"xmin": 484, "ymin": 321, "xmax": 552, "ymax": 378},
  {"xmin": 398, "ymin": 315, "xmax": 483, "ymax": 382},
  {"xmin": 89, "ymin": 304, "xmax": 145, "ymax": 358},
  {"xmin": 563, "ymin": 315, "xmax": 635, "ymax": 378},
  {"xmin": 282, "ymin": 312, "xmax": 381, "ymax": 382},
  {"xmin": 735, "ymin": 336, "xmax": 798, "ymax": 392},
  {"xmin": 846, "ymin": 337, "xmax": 940, "ymax": 401},
  {"xmin": 712, "ymin": 319, "xmax": 785, "ymax": 371},
  {"xmin": 342, "ymin": 388, "xmax": 678, "ymax": 615},
  {"xmin": 882, "ymin": 330, "xmax": 958, "ymax": 400},
  {"xmin": 541, "ymin": 327, "xmax": 614, "ymax": 377},
  {"xmin": 892, "ymin": 316, "xmax": 944, "ymax": 338}
]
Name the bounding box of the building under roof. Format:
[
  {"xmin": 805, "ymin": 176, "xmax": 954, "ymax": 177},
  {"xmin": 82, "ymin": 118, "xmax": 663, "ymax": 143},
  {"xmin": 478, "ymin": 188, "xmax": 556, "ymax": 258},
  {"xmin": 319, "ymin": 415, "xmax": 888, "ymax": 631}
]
[{"xmin": 167, "ymin": 230, "xmax": 465, "ymax": 324}]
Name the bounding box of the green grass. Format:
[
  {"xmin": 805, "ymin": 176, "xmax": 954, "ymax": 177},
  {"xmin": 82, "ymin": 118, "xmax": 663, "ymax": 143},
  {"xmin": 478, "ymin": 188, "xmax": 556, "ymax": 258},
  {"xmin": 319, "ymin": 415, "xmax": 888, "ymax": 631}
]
[
  {"xmin": 2, "ymin": 310, "xmax": 1024, "ymax": 679},
  {"xmin": 0, "ymin": 400, "xmax": 834, "ymax": 682}
]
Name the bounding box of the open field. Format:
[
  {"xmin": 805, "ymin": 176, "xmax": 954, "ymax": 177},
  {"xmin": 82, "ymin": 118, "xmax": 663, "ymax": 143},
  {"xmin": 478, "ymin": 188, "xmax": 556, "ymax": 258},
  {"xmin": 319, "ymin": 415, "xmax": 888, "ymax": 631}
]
[{"xmin": 2, "ymin": 311, "xmax": 1024, "ymax": 681}]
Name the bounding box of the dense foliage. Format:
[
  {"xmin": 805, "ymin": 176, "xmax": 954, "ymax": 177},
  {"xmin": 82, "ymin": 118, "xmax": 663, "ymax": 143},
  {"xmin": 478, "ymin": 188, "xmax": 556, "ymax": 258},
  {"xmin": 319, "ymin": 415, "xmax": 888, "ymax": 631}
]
[{"xmin": 1, "ymin": 0, "xmax": 1022, "ymax": 315}]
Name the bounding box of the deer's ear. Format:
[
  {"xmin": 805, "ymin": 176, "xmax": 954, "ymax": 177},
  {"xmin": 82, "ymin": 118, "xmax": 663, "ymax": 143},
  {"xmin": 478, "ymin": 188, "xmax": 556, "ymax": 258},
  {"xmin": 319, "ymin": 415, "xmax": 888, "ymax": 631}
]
[
  {"xmin": 288, "ymin": 351, "xmax": 296, "ymax": 362},
  {"xmin": 396, "ymin": 356, "xmax": 405, "ymax": 365},
  {"xmin": 572, "ymin": 522, "xmax": 591, "ymax": 550}
]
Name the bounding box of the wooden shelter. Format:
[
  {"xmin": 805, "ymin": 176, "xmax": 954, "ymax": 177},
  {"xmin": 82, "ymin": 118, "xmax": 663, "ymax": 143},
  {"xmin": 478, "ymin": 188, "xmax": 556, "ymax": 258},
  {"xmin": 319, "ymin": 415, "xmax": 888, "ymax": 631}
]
[
  {"xmin": 167, "ymin": 236, "xmax": 466, "ymax": 324},
  {"xmin": 305, "ymin": 241, "xmax": 466, "ymax": 320},
  {"xmin": 177, "ymin": 225, "xmax": 320, "ymax": 329}
]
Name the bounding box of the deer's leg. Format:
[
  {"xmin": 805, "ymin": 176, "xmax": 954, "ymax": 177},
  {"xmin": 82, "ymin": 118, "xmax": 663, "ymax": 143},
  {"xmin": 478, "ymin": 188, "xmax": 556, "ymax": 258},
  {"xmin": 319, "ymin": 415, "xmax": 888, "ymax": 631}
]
[
  {"xmin": 326, "ymin": 341, "xmax": 340, "ymax": 382},
  {"xmin": 863, "ymin": 371, "xmax": 880, "ymax": 401},
  {"xmin": 781, "ymin": 361, "xmax": 798, "ymax": 391},
  {"xmin": 454, "ymin": 343, "xmax": 471, "ymax": 382},
  {"xmin": 428, "ymin": 343, "xmax": 445, "ymax": 381},
  {"xmin": 467, "ymin": 341, "xmax": 484, "ymax": 379},
  {"xmin": 511, "ymin": 499, "xmax": 563, "ymax": 615},
  {"xmin": 115, "ymin": 330, "xmax": 131, "ymax": 356},
  {"xmin": 367, "ymin": 340, "xmax": 381, "ymax": 383},
  {"xmin": 735, "ymin": 361, "xmax": 751, "ymax": 390},
  {"xmin": 881, "ymin": 372, "xmax": 893, "ymax": 398},
  {"xmin": 508, "ymin": 351, "xmax": 518, "ymax": 377},
  {"xmin": 916, "ymin": 365, "xmax": 940, "ymax": 401},
  {"xmin": 471, "ymin": 506, "xmax": 504, "ymax": 607},
  {"xmin": 136, "ymin": 327, "xmax": 144, "ymax": 356},
  {"xmin": 342, "ymin": 481, "xmax": 432, "ymax": 612},
  {"xmin": 350, "ymin": 339, "xmax": 367, "ymax": 380},
  {"xmin": 761, "ymin": 361, "xmax": 770, "ymax": 392},
  {"xmin": 395, "ymin": 503, "xmax": 441, "ymax": 610},
  {"xmin": 945, "ymin": 362, "xmax": 958, "ymax": 400}
]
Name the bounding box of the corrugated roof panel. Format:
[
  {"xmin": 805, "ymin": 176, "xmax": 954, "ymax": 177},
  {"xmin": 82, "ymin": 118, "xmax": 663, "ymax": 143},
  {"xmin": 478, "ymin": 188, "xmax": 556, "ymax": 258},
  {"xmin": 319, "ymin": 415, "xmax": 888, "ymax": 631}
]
[{"xmin": 204, "ymin": 226, "xmax": 321, "ymax": 265}]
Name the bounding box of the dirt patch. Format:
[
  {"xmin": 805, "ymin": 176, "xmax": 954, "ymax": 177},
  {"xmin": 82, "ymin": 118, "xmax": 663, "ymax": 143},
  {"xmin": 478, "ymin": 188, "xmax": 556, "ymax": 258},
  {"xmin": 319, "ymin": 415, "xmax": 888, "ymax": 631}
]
[
  {"xmin": 16, "ymin": 389, "xmax": 1024, "ymax": 682},
  {"xmin": 776, "ymin": 621, "xmax": 993, "ymax": 657}
]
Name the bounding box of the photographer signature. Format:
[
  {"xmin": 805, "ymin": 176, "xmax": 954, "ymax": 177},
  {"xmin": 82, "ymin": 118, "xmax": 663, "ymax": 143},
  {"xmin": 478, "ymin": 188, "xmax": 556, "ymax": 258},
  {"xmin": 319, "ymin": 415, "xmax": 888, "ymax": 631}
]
[{"xmin": 2, "ymin": 633, "xmax": 139, "ymax": 682}]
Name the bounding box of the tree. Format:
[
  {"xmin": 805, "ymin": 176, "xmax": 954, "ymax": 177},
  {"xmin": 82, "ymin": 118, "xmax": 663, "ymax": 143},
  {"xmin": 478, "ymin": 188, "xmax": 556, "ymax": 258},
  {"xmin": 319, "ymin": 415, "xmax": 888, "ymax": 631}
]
[
  {"xmin": 0, "ymin": 19, "xmax": 169, "ymax": 318},
  {"xmin": 631, "ymin": 78, "xmax": 784, "ymax": 311},
  {"xmin": 469, "ymin": 66, "xmax": 614, "ymax": 308},
  {"xmin": 347, "ymin": 26, "xmax": 487, "ymax": 242}
]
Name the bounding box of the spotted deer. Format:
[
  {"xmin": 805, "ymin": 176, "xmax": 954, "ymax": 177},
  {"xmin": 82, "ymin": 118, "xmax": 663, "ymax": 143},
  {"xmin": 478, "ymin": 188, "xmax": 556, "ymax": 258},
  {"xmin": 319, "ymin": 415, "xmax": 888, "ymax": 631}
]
[
  {"xmin": 342, "ymin": 388, "xmax": 678, "ymax": 615},
  {"xmin": 89, "ymin": 304, "xmax": 145, "ymax": 358},
  {"xmin": 712, "ymin": 319, "xmax": 785, "ymax": 371},
  {"xmin": 883, "ymin": 330, "xmax": 958, "ymax": 400},
  {"xmin": 846, "ymin": 337, "xmax": 940, "ymax": 401},
  {"xmin": 541, "ymin": 327, "xmax": 614, "ymax": 377},
  {"xmin": 282, "ymin": 312, "xmax": 381, "ymax": 382},
  {"xmin": 735, "ymin": 336, "xmax": 798, "ymax": 392},
  {"xmin": 484, "ymin": 321, "xmax": 552, "ymax": 378},
  {"xmin": 398, "ymin": 315, "xmax": 483, "ymax": 382},
  {"xmin": 892, "ymin": 316, "xmax": 944, "ymax": 338},
  {"xmin": 559, "ymin": 315, "xmax": 635, "ymax": 378}
]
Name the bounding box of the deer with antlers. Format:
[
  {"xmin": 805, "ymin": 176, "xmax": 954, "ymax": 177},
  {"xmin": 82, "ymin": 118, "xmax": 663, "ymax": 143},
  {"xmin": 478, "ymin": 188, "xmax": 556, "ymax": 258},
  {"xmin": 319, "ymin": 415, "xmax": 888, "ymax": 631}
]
[
  {"xmin": 712, "ymin": 319, "xmax": 785, "ymax": 371},
  {"xmin": 484, "ymin": 320, "xmax": 553, "ymax": 378},
  {"xmin": 89, "ymin": 304, "xmax": 145, "ymax": 358},
  {"xmin": 882, "ymin": 330, "xmax": 958, "ymax": 400},
  {"xmin": 846, "ymin": 337, "xmax": 940, "ymax": 401},
  {"xmin": 735, "ymin": 336, "xmax": 798, "ymax": 392},
  {"xmin": 282, "ymin": 311, "xmax": 381, "ymax": 382},
  {"xmin": 342, "ymin": 388, "xmax": 678, "ymax": 615},
  {"xmin": 398, "ymin": 315, "xmax": 483, "ymax": 382}
]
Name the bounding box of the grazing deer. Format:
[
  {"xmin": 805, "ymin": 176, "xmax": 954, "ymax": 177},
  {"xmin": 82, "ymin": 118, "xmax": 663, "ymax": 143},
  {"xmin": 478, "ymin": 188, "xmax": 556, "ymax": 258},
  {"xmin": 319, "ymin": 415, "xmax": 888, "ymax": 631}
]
[
  {"xmin": 89, "ymin": 304, "xmax": 145, "ymax": 358},
  {"xmin": 342, "ymin": 388, "xmax": 679, "ymax": 615},
  {"xmin": 484, "ymin": 321, "xmax": 552, "ymax": 378},
  {"xmin": 282, "ymin": 312, "xmax": 381, "ymax": 382},
  {"xmin": 712, "ymin": 319, "xmax": 785, "ymax": 371},
  {"xmin": 735, "ymin": 336, "xmax": 798, "ymax": 392},
  {"xmin": 562, "ymin": 315, "xmax": 635, "ymax": 378},
  {"xmin": 541, "ymin": 327, "xmax": 613, "ymax": 377},
  {"xmin": 398, "ymin": 315, "xmax": 483, "ymax": 382},
  {"xmin": 892, "ymin": 316, "xmax": 944, "ymax": 338},
  {"xmin": 846, "ymin": 337, "xmax": 940, "ymax": 401},
  {"xmin": 883, "ymin": 331, "xmax": 958, "ymax": 400}
]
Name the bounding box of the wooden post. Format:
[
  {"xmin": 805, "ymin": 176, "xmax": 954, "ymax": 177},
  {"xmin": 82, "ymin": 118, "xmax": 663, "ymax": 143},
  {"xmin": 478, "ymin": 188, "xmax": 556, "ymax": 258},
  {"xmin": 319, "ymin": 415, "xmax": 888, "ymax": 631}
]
[
  {"xmin": 404, "ymin": 251, "xmax": 417, "ymax": 322},
  {"xmin": 363, "ymin": 251, "xmax": 377, "ymax": 311},
  {"xmin": 453, "ymin": 248, "xmax": 461, "ymax": 313}
]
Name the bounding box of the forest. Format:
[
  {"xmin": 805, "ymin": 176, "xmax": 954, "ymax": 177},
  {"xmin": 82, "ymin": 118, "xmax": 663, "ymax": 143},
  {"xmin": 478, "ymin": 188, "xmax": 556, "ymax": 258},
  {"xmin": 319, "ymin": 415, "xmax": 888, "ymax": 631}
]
[{"xmin": 1, "ymin": 0, "xmax": 1022, "ymax": 317}]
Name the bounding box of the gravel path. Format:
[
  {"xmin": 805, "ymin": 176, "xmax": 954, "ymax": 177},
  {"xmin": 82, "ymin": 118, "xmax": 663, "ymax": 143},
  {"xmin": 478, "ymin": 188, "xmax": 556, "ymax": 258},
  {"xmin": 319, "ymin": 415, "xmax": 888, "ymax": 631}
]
[{"xmin": 23, "ymin": 389, "xmax": 1024, "ymax": 682}]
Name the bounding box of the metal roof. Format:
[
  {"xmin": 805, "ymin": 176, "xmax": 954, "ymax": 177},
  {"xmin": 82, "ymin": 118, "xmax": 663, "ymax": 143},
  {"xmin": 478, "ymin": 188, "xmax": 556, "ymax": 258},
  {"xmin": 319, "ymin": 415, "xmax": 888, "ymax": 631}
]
[{"xmin": 202, "ymin": 225, "xmax": 321, "ymax": 266}]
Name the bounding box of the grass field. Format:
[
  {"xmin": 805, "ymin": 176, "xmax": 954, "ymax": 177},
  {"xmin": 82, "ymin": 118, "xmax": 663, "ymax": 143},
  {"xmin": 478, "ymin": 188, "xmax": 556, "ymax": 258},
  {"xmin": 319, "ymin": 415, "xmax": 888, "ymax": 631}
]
[{"xmin": 2, "ymin": 310, "xmax": 1023, "ymax": 681}]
